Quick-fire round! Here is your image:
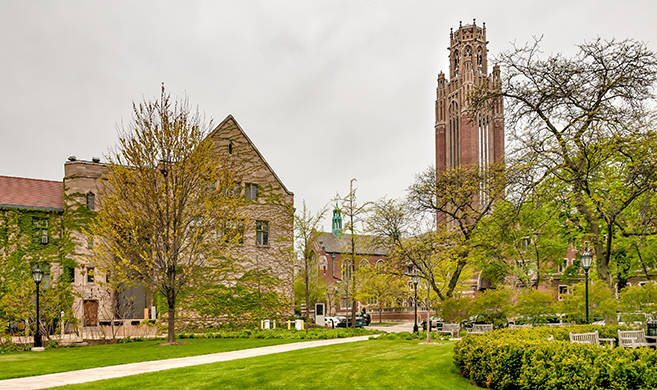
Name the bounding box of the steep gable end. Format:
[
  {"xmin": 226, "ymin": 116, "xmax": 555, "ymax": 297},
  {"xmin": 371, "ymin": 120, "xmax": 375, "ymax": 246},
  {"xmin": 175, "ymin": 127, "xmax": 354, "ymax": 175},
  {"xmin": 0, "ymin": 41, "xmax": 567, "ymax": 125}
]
[{"xmin": 208, "ymin": 115, "xmax": 293, "ymax": 196}]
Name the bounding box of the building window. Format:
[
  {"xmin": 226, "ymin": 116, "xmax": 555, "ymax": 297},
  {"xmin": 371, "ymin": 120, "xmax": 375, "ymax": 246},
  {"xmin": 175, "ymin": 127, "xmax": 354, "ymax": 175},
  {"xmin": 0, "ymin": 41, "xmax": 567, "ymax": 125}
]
[
  {"xmin": 558, "ymin": 258, "xmax": 568, "ymax": 273},
  {"xmin": 64, "ymin": 266, "xmax": 75, "ymax": 283},
  {"xmin": 256, "ymin": 220, "xmax": 269, "ymax": 246},
  {"xmin": 342, "ymin": 259, "xmax": 353, "ymax": 281},
  {"xmin": 221, "ymin": 220, "xmax": 244, "ymax": 245},
  {"xmin": 245, "ymin": 183, "xmax": 258, "ymax": 201},
  {"xmin": 33, "ymin": 217, "xmax": 48, "ymax": 244},
  {"xmin": 367, "ymin": 296, "xmax": 377, "ymax": 305},
  {"xmin": 558, "ymin": 285, "xmax": 570, "ymax": 301},
  {"xmin": 87, "ymin": 267, "xmax": 95, "ymax": 283},
  {"xmin": 87, "ymin": 192, "xmax": 95, "ymax": 210},
  {"xmin": 340, "ymin": 298, "xmax": 351, "ymax": 310},
  {"xmin": 228, "ymin": 141, "xmax": 233, "ymax": 155}
]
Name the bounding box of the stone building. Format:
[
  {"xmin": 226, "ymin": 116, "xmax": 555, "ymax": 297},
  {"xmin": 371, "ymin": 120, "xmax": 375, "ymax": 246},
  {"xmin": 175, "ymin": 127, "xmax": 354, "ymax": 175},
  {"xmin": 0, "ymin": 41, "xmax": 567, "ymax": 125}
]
[{"xmin": 0, "ymin": 114, "xmax": 293, "ymax": 338}]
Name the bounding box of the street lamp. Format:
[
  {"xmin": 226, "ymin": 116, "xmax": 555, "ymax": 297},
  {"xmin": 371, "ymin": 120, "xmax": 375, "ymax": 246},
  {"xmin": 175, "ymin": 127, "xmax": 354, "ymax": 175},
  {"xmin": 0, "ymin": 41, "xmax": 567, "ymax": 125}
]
[
  {"xmin": 412, "ymin": 273, "xmax": 419, "ymax": 333},
  {"xmin": 31, "ymin": 263, "xmax": 44, "ymax": 350},
  {"xmin": 580, "ymin": 251, "xmax": 593, "ymax": 324}
]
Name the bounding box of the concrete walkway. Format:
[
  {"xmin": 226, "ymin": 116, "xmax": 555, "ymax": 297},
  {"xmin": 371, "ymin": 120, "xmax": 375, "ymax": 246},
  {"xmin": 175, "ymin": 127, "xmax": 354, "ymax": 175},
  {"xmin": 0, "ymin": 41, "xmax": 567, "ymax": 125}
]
[
  {"xmin": 0, "ymin": 335, "xmax": 374, "ymax": 390},
  {"xmin": 367, "ymin": 322, "xmax": 414, "ymax": 333}
]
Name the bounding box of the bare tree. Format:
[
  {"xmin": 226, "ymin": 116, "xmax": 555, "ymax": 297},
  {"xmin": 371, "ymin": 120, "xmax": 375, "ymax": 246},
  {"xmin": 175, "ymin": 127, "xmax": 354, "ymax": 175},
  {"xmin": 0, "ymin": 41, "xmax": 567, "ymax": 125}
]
[
  {"xmin": 472, "ymin": 38, "xmax": 657, "ymax": 287},
  {"xmin": 294, "ymin": 201, "xmax": 327, "ymax": 317}
]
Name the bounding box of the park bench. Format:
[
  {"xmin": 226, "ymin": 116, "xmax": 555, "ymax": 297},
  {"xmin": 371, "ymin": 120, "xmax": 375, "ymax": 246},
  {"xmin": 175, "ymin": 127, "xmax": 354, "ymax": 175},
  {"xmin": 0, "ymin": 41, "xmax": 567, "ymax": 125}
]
[
  {"xmin": 509, "ymin": 324, "xmax": 532, "ymax": 329},
  {"xmin": 569, "ymin": 331, "xmax": 615, "ymax": 348},
  {"xmin": 618, "ymin": 330, "xmax": 654, "ymax": 348},
  {"xmin": 437, "ymin": 323, "xmax": 460, "ymax": 337},
  {"xmin": 469, "ymin": 324, "xmax": 494, "ymax": 334}
]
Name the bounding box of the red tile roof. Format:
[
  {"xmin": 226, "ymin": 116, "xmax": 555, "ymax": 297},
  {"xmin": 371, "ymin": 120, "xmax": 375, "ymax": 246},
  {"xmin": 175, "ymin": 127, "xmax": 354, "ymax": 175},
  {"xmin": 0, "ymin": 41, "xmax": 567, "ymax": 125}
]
[{"xmin": 0, "ymin": 175, "xmax": 63, "ymax": 211}]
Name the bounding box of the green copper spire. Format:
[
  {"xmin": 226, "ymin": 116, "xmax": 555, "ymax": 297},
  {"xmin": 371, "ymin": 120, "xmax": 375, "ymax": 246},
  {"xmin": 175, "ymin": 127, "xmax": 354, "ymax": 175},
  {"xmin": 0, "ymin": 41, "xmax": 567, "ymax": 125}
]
[{"xmin": 331, "ymin": 203, "xmax": 342, "ymax": 238}]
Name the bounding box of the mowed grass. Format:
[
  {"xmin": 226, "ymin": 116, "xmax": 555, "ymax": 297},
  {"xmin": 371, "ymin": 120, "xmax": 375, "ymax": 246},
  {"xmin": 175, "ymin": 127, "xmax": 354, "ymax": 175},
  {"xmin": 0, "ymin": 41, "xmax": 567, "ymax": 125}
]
[
  {"xmin": 0, "ymin": 338, "xmax": 297, "ymax": 380},
  {"xmin": 63, "ymin": 340, "xmax": 479, "ymax": 390}
]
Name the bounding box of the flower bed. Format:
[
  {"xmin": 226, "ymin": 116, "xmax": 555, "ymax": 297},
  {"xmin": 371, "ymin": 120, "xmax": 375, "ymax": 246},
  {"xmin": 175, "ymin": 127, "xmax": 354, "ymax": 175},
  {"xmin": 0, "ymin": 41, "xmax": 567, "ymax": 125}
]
[{"xmin": 453, "ymin": 325, "xmax": 657, "ymax": 389}]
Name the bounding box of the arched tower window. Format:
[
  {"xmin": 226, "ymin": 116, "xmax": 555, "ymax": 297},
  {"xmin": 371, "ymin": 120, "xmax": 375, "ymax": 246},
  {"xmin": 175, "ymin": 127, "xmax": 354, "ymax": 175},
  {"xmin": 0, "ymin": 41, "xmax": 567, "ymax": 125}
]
[
  {"xmin": 448, "ymin": 100, "xmax": 460, "ymax": 167},
  {"xmin": 453, "ymin": 49, "xmax": 459, "ymax": 74},
  {"xmin": 476, "ymin": 47, "xmax": 483, "ymax": 72},
  {"xmin": 342, "ymin": 259, "xmax": 353, "ymax": 281}
]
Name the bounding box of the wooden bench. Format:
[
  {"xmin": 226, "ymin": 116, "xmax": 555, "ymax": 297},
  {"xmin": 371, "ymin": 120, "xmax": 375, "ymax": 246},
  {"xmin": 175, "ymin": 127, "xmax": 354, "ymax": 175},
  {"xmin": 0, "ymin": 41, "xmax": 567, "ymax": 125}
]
[
  {"xmin": 509, "ymin": 324, "xmax": 532, "ymax": 329},
  {"xmin": 618, "ymin": 330, "xmax": 654, "ymax": 348},
  {"xmin": 437, "ymin": 323, "xmax": 460, "ymax": 338},
  {"xmin": 569, "ymin": 331, "xmax": 615, "ymax": 348},
  {"xmin": 470, "ymin": 324, "xmax": 494, "ymax": 334}
]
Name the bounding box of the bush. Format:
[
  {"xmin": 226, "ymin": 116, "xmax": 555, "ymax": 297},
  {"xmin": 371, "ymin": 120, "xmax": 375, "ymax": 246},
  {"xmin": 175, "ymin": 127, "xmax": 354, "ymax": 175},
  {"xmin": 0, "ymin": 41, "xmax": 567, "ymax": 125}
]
[{"xmin": 453, "ymin": 325, "xmax": 657, "ymax": 389}]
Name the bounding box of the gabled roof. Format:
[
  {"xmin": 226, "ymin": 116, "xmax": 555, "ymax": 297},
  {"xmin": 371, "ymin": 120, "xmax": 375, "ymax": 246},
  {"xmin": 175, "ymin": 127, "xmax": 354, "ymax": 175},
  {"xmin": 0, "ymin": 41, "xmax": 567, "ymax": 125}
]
[
  {"xmin": 0, "ymin": 175, "xmax": 63, "ymax": 211},
  {"xmin": 208, "ymin": 115, "xmax": 293, "ymax": 196},
  {"xmin": 314, "ymin": 232, "xmax": 388, "ymax": 256}
]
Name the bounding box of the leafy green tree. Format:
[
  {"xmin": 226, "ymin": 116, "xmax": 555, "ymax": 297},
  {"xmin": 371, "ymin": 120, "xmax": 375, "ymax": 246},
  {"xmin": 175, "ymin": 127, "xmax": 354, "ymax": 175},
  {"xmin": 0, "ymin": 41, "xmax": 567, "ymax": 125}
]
[
  {"xmin": 469, "ymin": 288, "xmax": 514, "ymax": 328},
  {"xmin": 355, "ymin": 261, "xmax": 405, "ymax": 323},
  {"xmin": 472, "ymin": 38, "xmax": 657, "ymax": 287},
  {"xmin": 512, "ymin": 289, "xmax": 557, "ymax": 324},
  {"xmin": 437, "ymin": 296, "xmax": 472, "ymax": 324},
  {"xmin": 619, "ymin": 283, "xmax": 657, "ymax": 320},
  {"xmin": 91, "ymin": 86, "xmax": 245, "ymax": 343},
  {"xmin": 561, "ymin": 280, "xmax": 618, "ymax": 323}
]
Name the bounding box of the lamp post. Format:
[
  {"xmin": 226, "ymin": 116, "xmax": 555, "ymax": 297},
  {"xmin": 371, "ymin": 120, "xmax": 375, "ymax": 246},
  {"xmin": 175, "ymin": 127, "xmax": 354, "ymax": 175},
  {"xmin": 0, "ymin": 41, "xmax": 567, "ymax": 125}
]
[
  {"xmin": 580, "ymin": 251, "xmax": 593, "ymax": 324},
  {"xmin": 31, "ymin": 264, "xmax": 44, "ymax": 350},
  {"xmin": 412, "ymin": 274, "xmax": 419, "ymax": 333}
]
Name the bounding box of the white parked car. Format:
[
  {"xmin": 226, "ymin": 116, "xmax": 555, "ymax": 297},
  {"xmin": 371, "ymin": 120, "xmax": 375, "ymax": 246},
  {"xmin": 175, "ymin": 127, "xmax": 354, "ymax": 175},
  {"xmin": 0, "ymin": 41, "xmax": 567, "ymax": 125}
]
[{"xmin": 324, "ymin": 316, "xmax": 343, "ymax": 328}]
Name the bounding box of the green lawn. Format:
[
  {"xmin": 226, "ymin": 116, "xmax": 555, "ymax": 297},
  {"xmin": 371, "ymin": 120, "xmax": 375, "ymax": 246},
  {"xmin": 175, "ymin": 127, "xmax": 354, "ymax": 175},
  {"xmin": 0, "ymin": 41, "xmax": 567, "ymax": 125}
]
[
  {"xmin": 0, "ymin": 338, "xmax": 297, "ymax": 380},
  {"xmin": 367, "ymin": 322, "xmax": 402, "ymax": 326},
  {"xmin": 62, "ymin": 340, "xmax": 479, "ymax": 389}
]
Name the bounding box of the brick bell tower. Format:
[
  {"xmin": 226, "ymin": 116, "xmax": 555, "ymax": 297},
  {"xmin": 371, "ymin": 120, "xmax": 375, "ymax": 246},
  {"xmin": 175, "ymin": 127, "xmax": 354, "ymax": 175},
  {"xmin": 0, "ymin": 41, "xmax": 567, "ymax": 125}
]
[{"xmin": 435, "ymin": 20, "xmax": 504, "ymax": 172}]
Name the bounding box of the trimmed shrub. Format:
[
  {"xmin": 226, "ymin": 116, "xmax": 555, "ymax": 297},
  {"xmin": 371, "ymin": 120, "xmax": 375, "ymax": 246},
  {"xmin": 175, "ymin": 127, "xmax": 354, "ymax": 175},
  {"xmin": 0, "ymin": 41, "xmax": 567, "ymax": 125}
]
[{"xmin": 453, "ymin": 325, "xmax": 657, "ymax": 390}]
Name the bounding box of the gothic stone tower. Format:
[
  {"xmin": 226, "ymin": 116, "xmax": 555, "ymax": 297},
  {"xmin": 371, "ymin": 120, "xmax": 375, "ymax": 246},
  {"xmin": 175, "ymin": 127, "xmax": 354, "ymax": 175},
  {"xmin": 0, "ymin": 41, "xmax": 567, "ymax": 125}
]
[{"xmin": 435, "ymin": 20, "xmax": 504, "ymax": 172}]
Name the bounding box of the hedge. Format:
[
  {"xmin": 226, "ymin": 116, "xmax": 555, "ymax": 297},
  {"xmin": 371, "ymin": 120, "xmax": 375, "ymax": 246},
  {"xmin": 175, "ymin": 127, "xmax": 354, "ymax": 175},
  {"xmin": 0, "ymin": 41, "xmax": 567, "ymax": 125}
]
[{"xmin": 453, "ymin": 325, "xmax": 657, "ymax": 390}]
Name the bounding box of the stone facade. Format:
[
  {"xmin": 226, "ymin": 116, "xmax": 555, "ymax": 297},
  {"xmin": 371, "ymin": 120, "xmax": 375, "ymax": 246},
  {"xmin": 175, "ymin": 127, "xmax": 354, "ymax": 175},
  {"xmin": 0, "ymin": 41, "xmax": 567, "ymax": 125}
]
[{"xmin": 1, "ymin": 115, "xmax": 293, "ymax": 338}]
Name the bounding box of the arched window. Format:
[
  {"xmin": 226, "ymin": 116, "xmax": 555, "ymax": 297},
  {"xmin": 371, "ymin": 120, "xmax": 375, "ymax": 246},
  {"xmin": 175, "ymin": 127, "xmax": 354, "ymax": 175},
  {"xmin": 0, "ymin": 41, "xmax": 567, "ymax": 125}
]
[
  {"xmin": 319, "ymin": 255, "xmax": 328, "ymax": 272},
  {"xmin": 342, "ymin": 259, "xmax": 353, "ymax": 281},
  {"xmin": 464, "ymin": 45, "xmax": 472, "ymax": 57},
  {"xmin": 453, "ymin": 49, "xmax": 459, "ymax": 73},
  {"xmin": 360, "ymin": 260, "xmax": 369, "ymax": 269},
  {"xmin": 476, "ymin": 47, "xmax": 483, "ymax": 71}
]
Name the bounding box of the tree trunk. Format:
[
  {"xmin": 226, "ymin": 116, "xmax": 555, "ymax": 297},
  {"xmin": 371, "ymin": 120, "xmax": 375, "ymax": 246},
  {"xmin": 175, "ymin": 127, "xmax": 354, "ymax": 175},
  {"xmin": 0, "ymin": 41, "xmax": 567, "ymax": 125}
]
[
  {"xmin": 304, "ymin": 258, "xmax": 310, "ymax": 318},
  {"xmin": 379, "ymin": 308, "xmax": 382, "ymax": 323},
  {"xmin": 167, "ymin": 289, "xmax": 176, "ymax": 343}
]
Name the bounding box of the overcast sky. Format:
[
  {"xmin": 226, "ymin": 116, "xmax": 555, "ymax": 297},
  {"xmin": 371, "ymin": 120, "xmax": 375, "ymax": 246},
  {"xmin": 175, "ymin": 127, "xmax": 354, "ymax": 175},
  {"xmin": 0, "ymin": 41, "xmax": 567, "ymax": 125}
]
[{"xmin": 1, "ymin": 0, "xmax": 656, "ymax": 230}]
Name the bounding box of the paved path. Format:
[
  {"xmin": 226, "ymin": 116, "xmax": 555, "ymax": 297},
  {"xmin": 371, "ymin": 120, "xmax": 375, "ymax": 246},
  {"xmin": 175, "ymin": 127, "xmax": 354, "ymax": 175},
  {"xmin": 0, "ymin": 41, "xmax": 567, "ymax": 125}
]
[
  {"xmin": 0, "ymin": 335, "xmax": 374, "ymax": 390},
  {"xmin": 367, "ymin": 322, "xmax": 414, "ymax": 333}
]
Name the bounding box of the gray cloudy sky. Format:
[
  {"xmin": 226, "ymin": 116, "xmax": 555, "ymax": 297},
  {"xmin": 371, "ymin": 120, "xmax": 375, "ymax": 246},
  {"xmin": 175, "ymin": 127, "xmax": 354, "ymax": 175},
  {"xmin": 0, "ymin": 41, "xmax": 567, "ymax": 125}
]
[{"xmin": 1, "ymin": 0, "xmax": 656, "ymax": 229}]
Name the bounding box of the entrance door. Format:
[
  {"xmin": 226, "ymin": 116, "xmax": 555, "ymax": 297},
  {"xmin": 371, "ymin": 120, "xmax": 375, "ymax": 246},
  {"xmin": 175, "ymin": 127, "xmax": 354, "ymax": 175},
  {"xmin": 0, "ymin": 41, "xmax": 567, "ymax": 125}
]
[{"xmin": 83, "ymin": 300, "xmax": 98, "ymax": 326}]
